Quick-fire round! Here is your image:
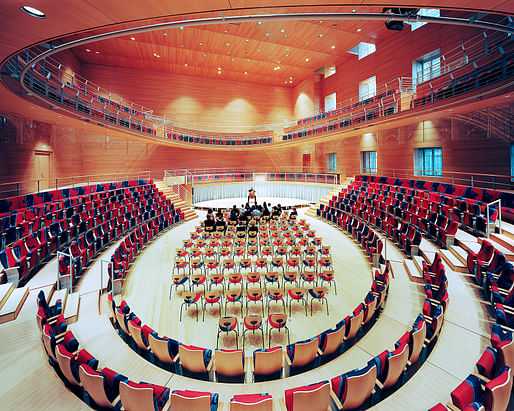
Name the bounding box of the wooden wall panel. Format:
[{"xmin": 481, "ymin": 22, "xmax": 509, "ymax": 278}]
[
  {"xmin": 82, "ymin": 64, "xmax": 293, "ymax": 129},
  {"xmin": 292, "ymin": 76, "xmax": 315, "ymax": 120}
]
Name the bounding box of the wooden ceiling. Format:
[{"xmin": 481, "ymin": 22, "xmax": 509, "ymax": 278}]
[{"xmin": 0, "ymin": 1, "xmax": 512, "ymax": 112}]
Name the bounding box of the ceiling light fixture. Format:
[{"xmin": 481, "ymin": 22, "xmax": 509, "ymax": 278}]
[
  {"xmin": 20, "ymin": 6, "xmax": 46, "ymax": 18},
  {"xmin": 246, "ymin": 39, "xmax": 249, "ymax": 43},
  {"xmin": 179, "ymin": 26, "xmax": 184, "ymax": 30},
  {"xmin": 258, "ymin": 21, "xmax": 262, "ymax": 25},
  {"xmin": 318, "ymin": 34, "xmax": 323, "ymax": 38},
  {"xmin": 163, "ymin": 33, "xmax": 168, "ymax": 36},
  {"xmin": 281, "ymin": 29, "xmax": 285, "ymax": 32},
  {"xmin": 226, "ymin": 43, "xmax": 230, "ymax": 46},
  {"xmin": 224, "ymin": 30, "xmax": 228, "ymax": 33},
  {"xmin": 86, "ymin": 49, "xmax": 90, "ymax": 52},
  {"xmin": 130, "ymin": 37, "xmax": 135, "ymax": 41},
  {"xmin": 318, "ymin": 21, "xmax": 322, "ymax": 24},
  {"xmin": 200, "ymin": 43, "xmax": 203, "ymax": 46},
  {"xmin": 305, "ymin": 58, "xmax": 309, "ymax": 61},
  {"xmin": 331, "ymin": 45, "xmax": 335, "ymax": 49},
  {"xmin": 244, "ymin": 72, "xmax": 248, "ymax": 75},
  {"xmin": 184, "ymin": 63, "xmax": 188, "ymax": 66},
  {"xmin": 357, "ymin": 28, "xmax": 362, "ymax": 32},
  {"xmin": 266, "ymin": 33, "xmax": 270, "ymax": 36},
  {"xmin": 95, "ymin": 51, "xmax": 99, "ymax": 54},
  {"xmin": 284, "ymin": 35, "xmax": 288, "ymax": 38}
]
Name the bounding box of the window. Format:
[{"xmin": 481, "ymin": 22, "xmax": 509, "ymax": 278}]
[
  {"xmin": 326, "ymin": 153, "xmax": 337, "ymax": 172},
  {"xmin": 325, "ymin": 92, "xmax": 336, "ymax": 112},
  {"xmin": 324, "ymin": 65, "xmax": 336, "ymax": 79},
  {"xmin": 413, "ymin": 49, "xmax": 441, "ymax": 85},
  {"xmin": 360, "ymin": 151, "xmax": 377, "ymax": 174},
  {"xmin": 348, "ymin": 42, "xmax": 376, "ymax": 60},
  {"xmin": 407, "ymin": 9, "xmax": 440, "ymax": 31},
  {"xmin": 359, "ymin": 76, "xmax": 376, "ymax": 101},
  {"xmin": 415, "ymin": 147, "xmax": 442, "ymax": 177}
]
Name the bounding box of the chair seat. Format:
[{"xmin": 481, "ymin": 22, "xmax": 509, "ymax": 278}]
[{"xmin": 244, "ymin": 315, "xmax": 263, "ymax": 330}]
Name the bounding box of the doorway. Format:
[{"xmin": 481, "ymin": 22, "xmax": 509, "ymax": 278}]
[
  {"xmin": 302, "ymin": 153, "xmax": 311, "ymax": 173},
  {"xmin": 35, "ymin": 150, "xmax": 51, "ymax": 191}
]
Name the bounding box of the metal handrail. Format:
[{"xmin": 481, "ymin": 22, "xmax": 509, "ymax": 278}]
[{"xmin": 486, "ymin": 199, "xmax": 502, "ymax": 238}]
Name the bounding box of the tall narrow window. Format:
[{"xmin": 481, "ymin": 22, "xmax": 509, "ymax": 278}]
[
  {"xmin": 359, "ymin": 76, "xmax": 376, "ymax": 101},
  {"xmin": 326, "ymin": 153, "xmax": 337, "ymax": 172},
  {"xmin": 413, "ymin": 49, "xmax": 441, "ymax": 85},
  {"xmin": 360, "ymin": 151, "xmax": 377, "ymax": 174},
  {"xmin": 414, "ymin": 147, "xmax": 442, "ymax": 177},
  {"xmin": 325, "ymin": 92, "xmax": 336, "ymax": 112}
]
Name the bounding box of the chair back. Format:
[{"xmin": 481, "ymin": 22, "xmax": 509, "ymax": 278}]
[
  {"xmin": 179, "ymin": 345, "xmax": 209, "ymax": 373},
  {"xmin": 55, "ymin": 344, "xmax": 79, "ymax": 386},
  {"xmin": 291, "ymin": 338, "xmax": 319, "ymax": 367},
  {"xmin": 79, "ymin": 365, "xmax": 112, "ymax": 408},
  {"xmin": 342, "ymin": 363, "xmax": 377, "ymax": 409},
  {"xmin": 363, "ymin": 298, "xmax": 377, "ymax": 324},
  {"xmin": 254, "ymin": 347, "xmax": 283, "ymax": 376},
  {"xmin": 410, "ymin": 320, "xmax": 426, "ymax": 363},
  {"xmin": 119, "ymin": 381, "xmax": 156, "ymax": 411},
  {"xmin": 128, "ymin": 321, "xmax": 148, "ymax": 350},
  {"xmin": 215, "ymin": 349, "xmax": 244, "ymax": 378},
  {"xmin": 115, "ymin": 310, "xmax": 130, "ymax": 335},
  {"xmin": 291, "ymin": 381, "xmax": 330, "ymax": 411},
  {"xmin": 321, "ymin": 325, "xmax": 346, "ymax": 357},
  {"xmin": 346, "ymin": 310, "xmax": 364, "ymax": 340},
  {"xmin": 382, "ymin": 342, "xmax": 409, "ymax": 389},
  {"xmin": 230, "ymin": 394, "xmax": 273, "ymax": 411},
  {"xmin": 148, "ymin": 334, "xmax": 174, "ymax": 363},
  {"xmin": 485, "ymin": 366, "xmax": 512, "ymax": 411},
  {"xmin": 170, "ymin": 391, "xmax": 212, "ymax": 411}
]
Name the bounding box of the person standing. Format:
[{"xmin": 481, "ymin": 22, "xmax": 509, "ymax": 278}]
[{"xmin": 248, "ymin": 187, "xmax": 257, "ymax": 206}]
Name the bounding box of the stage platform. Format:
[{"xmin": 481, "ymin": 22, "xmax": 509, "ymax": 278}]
[{"xmin": 193, "ymin": 196, "xmax": 313, "ymax": 210}]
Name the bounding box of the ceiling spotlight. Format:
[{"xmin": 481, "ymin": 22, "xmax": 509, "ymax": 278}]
[
  {"xmin": 224, "ymin": 30, "xmax": 228, "ymax": 33},
  {"xmin": 352, "ymin": 9, "xmax": 356, "ymax": 13},
  {"xmin": 285, "ymin": 54, "xmax": 289, "ymax": 57},
  {"xmin": 200, "ymin": 43, "xmax": 203, "ymax": 46},
  {"xmin": 318, "ymin": 20, "xmax": 323, "ymax": 23},
  {"xmin": 85, "ymin": 49, "xmax": 90, "ymax": 52},
  {"xmin": 258, "ymin": 21, "xmax": 262, "ymax": 25},
  {"xmin": 226, "ymin": 43, "xmax": 230, "ymax": 46},
  {"xmin": 266, "ymin": 33, "xmax": 270, "ymax": 36},
  {"xmin": 246, "ymin": 39, "xmax": 249, "ymax": 43},
  {"xmin": 217, "ymin": 67, "xmax": 221, "ymax": 70},
  {"xmin": 258, "ymin": 49, "xmax": 262, "ymax": 52},
  {"xmin": 20, "ymin": 6, "xmax": 46, "ymax": 18},
  {"xmin": 244, "ymin": 72, "xmax": 248, "ymax": 75},
  {"xmin": 318, "ymin": 34, "xmax": 323, "ymax": 38},
  {"xmin": 184, "ymin": 64, "xmax": 188, "ymax": 67},
  {"xmin": 179, "ymin": 26, "xmax": 184, "ymax": 30},
  {"xmin": 357, "ymin": 28, "xmax": 362, "ymax": 32},
  {"xmin": 281, "ymin": 29, "xmax": 285, "ymax": 32},
  {"xmin": 331, "ymin": 45, "xmax": 335, "ymax": 49},
  {"xmin": 284, "ymin": 35, "xmax": 288, "ymax": 38},
  {"xmin": 306, "ymin": 42, "xmax": 310, "ymax": 45},
  {"xmin": 95, "ymin": 51, "xmax": 100, "ymax": 54},
  {"xmin": 305, "ymin": 58, "xmax": 309, "ymax": 61},
  {"xmin": 130, "ymin": 37, "xmax": 135, "ymax": 41},
  {"xmin": 217, "ymin": 71, "xmax": 221, "ymax": 74},
  {"xmin": 163, "ymin": 33, "xmax": 168, "ymax": 36}
]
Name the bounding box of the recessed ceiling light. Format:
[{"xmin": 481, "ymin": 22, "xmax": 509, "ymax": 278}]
[
  {"xmin": 226, "ymin": 43, "xmax": 230, "ymax": 46},
  {"xmin": 20, "ymin": 6, "xmax": 46, "ymax": 18},
  {"xmin": 163, "ymin": 33, "xmax": 168, "ymax": 36},
  {"xmin": 258, "ymin": 49, "xmax": 262, "ymax": 52},
  {"xmin": 184, "ymin": 63, "xmax": 188, "ymax": 66},
  {"xmin": 244, "ymin": 72, "xmax": 248, "ymax": 75},
  {"xmin": 305, "ymin": 58, "xmax": 309, "ymax": 61},
  {"xmin": 333, "ymin": 23, "xmax": 338, "ymax": 26},
  {"xmin": 200, "ymin": 43, "xmax": 203, "ymax": 46},
  {"xmin": 352, "ymin": 9, "xmax": 356, "ymax": 13},
  {"xmin": 318, "ymin": 21, "xmax": 322, "ymax": 24},
  {"xmin": 217, "ymin": 71, "xmax": 221, "ymax": 74},
  {"xmin": 357, "ymin": 28, "xmax": 362, "ymax": 32},
  {"xmin": 228, "ymin": 52, "xmax": 231, "ymax": 55},
  {"xmin": 224, "ymin": 30, "xmax": 228, "ymax": 33},
  {"xmin": 95, "ymin": 51, "xmax": 100, "ymax": 54},
  {"xmin": 318, "ymin": 34, "xmax": 323, "ymax": 38},
  {"xmin": 284, "ymin": 35, "xmax": 288, "ymax": 38},
  {"xmin": 286, "ymin": 48, "xmax": 290, "ymax": 52},
  {"xmin": 246, "ymin": 39, "xmax": 249, "ymax": 43},
  {"xmin": 258, "ymin": 21, "xmax": 262, "ymax": 25},
  {"xmin": 246, "ymin": 59, "xmax": 250, "ymax": 62},
  {"xmin": 266, "ymin": 33, "xmax": 270, "ymax": 36},
  {"xmin": 179, "ymin": 26, "xmax": 184, "ymax": 30},
  {"xmin": 86, "ymin": 49, "xmax": 90, "ymax": 52},
  {"xmin": 180, "ymin": 45, "xmax": 184, "ymax": 48},
  {"xmin": 306, "ymin": 42, "xmax": 310, "ymax": 45},
  {"xmin": 202, "ymin": 54, "xmax": 206, "ymax": 57},
  {"xmin": 281, "ymin": 29, "xmax": 285, "ymax": 32},
  {"xmin": 130, "ymin": 37, "xmax": 135, "ymax": 41},
  {"xmin": 285, "ymin": 54, "xmax": 289, "ymax": 57},
  {"xmin": 331, "ymin": 45, "xmax": 335, "ymax": 49},
  {"xmin": 231, "ymin": 58, "xmax": 234, "ymax": 61},
  {"xmin": 217, "ymin": 67, "xmax": 221, "ymax": 70}
]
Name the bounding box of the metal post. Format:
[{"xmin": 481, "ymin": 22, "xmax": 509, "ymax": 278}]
[
  {"xmin": 56, "ymin": 179, "xmax": 58, "ymax": 190},
  {"xmin": 16, "ymin": 183, "xmax": 20, "ymax": 196}
]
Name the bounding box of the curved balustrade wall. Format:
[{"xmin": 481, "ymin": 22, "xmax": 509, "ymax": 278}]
[{"xmin": 193, "ymin": 182, "xmax": 333, "ymax": 204}]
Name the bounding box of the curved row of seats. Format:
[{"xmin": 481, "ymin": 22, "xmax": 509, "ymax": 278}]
[
  {"xmin": 283, "ymin": 53, "xmax": 514, "ymax": 146},
  {"xmin": 0, "ymin": 179, "xmax": 180, "ymax": 287}
]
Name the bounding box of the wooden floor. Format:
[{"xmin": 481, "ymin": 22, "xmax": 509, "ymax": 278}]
[{"xmin": 0, "ymin": 206, "xmax": 498, "ymax": 410}]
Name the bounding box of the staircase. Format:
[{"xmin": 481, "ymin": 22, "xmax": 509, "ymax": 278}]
[
  {"xmin": 304, "ymin": 178, "xmax": 353, "ymax": 219},
  {"xmin": 155, "ymin": 181, "xmax": 198, "ymax": 222}
]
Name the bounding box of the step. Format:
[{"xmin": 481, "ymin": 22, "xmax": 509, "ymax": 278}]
[
  {"xmin": 0, "ymin": 283, "xmax": 14, "ymax": 310},
  {"xmin": 450, "ymin": 245, "xmax": 469, "ymax": 266},
  {"xmin": 420, "ymin": 250, "xmax": 436, "ymax": 265},
  {"xmin": 403, "ymin": 259, "xmax": 424, "ymax": 283},
  {"xmin": 490, "ymin": 233, "xmax": 514, "ymax": 253},
  {"xmin": 64, "ymin": 292, "xmax": 80, "ymax": 324},
  {"xmin": 0, "ymin": 286, "xmax": 29, "ymax": 324},
  {"xmin": 440, "ymin": 249, "xmax": 468, "ymax": 273},
  {"xmin": 50, "ymin": 288, "xmax": 68, "ymax": 307},
  {"xmin": 413, "ymin": 255, "xmax": 427, "ymax": 273}
]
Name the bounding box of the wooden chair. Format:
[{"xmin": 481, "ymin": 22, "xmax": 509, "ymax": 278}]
[
  {"xmin": 284, "ymin": 337, "xmax": 319, "ymax": 375},
  {"xmin": 127, "ymin": 320, "xmax": 149, "ymax": 352},
  {"xmin": 170, "ymin": 390, "xmax": 219, "ymax": 411},
  {"xmin": 377, "ymin": 341, "xmax": 409, "ymax": 393},
  {"xmin": 147, "ymin": 333, "xmax": 179, "ymax": 370},
  {"xmin": 251, "ymin": 346, "xmax": 283, "ymax": 382},
  {"xmin": 318, "ymin": 323, "xmax": 346, "ymax": 362},
  {"xmin": 230, "ymin": 393, "xmax": 273, "ymax": 411},
  {"xmin": 79, "ymin": 364, "xmax": 122, "ymax": 409},
  {"xmin": 283, "ymin": 381, "xmax": 330, "ymax": 411},
  {"xmin": 345, "ymin": 309, "xmax": 364, "ymax": 341},
  {"xmin": 178, "ymin": 344, "xmax": 213, "ymax": 379},
  {"xmin": 119, "ymin": 381, "xmax": 170, "ymax": 411},
  {"xmin": 214, "ymin": 349, "xmax": 245, "ymax": 383},
  {"xmin": 330, "ymin": 362, "xmax": 377, "ymax": 410}
]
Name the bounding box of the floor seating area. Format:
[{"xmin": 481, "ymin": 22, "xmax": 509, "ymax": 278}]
[{"xmin": 0, "ymin": 179, "xmax": 184, "ymax": 315}]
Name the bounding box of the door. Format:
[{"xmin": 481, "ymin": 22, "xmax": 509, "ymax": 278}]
[
  {"xmin": 35, "ymin": 151, "xmax": 51, "ymax": 191},
  {"xmin": 302, "ymin": 153, "xmax": 311, "ymax": 173}
]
